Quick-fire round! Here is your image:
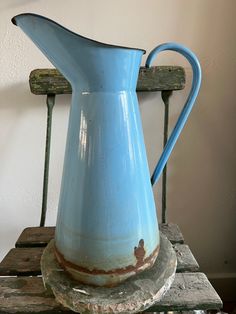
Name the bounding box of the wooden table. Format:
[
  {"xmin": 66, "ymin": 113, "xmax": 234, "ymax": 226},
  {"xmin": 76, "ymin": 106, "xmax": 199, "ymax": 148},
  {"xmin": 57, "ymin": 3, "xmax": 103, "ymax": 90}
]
[{"xmin": 0, "ymin": 223, "xmax": 222, "ymax": 313}]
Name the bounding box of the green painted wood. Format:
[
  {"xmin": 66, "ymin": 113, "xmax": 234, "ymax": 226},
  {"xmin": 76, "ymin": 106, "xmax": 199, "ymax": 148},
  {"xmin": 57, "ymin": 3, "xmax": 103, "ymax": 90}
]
[
  {"xmin": 0, "ymin": 244, "xmax": 198, "ymax": 277},
  {"xmin": 137, "ymin": 66, "xmax": 185, "ymax": 91},
  {"xmin": 29, "ymin": 66, "xmax": 185, "ymax": 95},
  {"xmin": 40, "ymin": 95, "xmax": 55, "ymax": 227},
  {"xmin": 0, "ymin": 274, "xmax": 222, "ymax": 313}
]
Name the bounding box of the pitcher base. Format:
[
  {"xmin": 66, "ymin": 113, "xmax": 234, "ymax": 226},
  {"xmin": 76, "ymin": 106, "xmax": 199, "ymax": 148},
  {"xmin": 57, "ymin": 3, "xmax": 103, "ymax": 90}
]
[{"xmin": 54, "ymin": 244, "xmax": 159, "ymax": 287}]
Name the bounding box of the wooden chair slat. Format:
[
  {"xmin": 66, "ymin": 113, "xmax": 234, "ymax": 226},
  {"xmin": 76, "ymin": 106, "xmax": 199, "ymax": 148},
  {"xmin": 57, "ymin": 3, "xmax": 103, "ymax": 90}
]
[
  {"xmin": 160, "ymin": 223, "xmax": 184, "ymax": 244},
  {"xmin": 0, "ymin": 247, "xmax": 44, "ymax": 276},
  {"xmin": 0, "ymin": 273, "xmax": 222, "ymax": 313},
  {"xmin": 150, "ymin": 272, "xmax": 222, "ymax": 312},
  {"xmin": 29, "ymin": 66, "xmax": 185, "ymax": 95},
  {"xmin": 0, "ymin": 243, "xmax": 199, "ymax": 276},
  {"xmin": 15, "ymin": 226, "xmax": 55, "ymax": 248},
  {"xmin": 174, "ymin": 243, "xmax": 199, "ymax": 272}
]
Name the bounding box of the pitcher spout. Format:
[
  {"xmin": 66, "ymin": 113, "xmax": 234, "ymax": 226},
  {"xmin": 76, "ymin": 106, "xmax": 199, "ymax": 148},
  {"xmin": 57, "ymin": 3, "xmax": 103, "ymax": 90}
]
[{"xmin": 12, "ymin": 13, "xmax": 145, "ymax": 91}]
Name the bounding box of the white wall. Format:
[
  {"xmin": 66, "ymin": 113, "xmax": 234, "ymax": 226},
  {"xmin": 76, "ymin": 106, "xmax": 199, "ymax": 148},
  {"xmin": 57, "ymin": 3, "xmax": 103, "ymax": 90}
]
[{"xmin": 0, "ymin": 0, "xmax": 235, "ymax": 281}]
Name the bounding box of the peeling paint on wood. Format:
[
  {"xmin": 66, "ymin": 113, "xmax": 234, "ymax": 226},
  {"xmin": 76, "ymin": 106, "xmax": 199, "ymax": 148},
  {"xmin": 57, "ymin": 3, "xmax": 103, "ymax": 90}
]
[{"xmin": 29, "ymin": 66, "xmax": 185, "ymax": 95}]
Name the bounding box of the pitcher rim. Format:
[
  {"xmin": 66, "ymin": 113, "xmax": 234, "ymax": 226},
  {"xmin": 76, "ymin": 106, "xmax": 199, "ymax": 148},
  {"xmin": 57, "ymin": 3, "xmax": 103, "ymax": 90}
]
[{"xmin": 12, "ymin": 13, "xmax": 146, "ymax": 54}]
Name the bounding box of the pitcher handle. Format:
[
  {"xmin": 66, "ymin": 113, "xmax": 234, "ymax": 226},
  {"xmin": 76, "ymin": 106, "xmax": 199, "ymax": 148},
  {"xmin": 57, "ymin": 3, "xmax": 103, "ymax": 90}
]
[{"xmin": 145, "ymin": 43, "xmax": 202, "ymax": 186}]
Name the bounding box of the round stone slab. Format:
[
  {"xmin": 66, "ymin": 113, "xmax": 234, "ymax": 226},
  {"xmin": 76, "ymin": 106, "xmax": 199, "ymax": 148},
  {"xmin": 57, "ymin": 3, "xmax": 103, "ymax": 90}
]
[{"xmin": 41, "ymin": 232, "xmax": 177, "ymax": 314}]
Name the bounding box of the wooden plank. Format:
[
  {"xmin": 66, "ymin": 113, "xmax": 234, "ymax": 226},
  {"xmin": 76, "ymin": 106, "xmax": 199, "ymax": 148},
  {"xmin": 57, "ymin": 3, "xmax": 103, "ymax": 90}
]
[
  {"xmin": 150, "ymin": 273, "xmax": 222, "ymax": 312},
  {"xmin": 0, "ymin": 277, "xmax": 70, "ymax": 314},
  {"xmin": 0, "ymin": 243, "xmax": 198, "ymax": 276},
  {"xmin": 0, "ymin": 273, "xmax": 222, "ymax": 313},
  {"xmin": 15, "ymin": 226, "xmax": 55, "ymax": 248},
  {"xmin": 29, "ymin": 66, "xmax": 185, "ymax": 95},
  {"xmin": 16, "ymin": 223, "xmax": 184, "ymax": 248},
  {"xmin": 137, "ymin": 66, "xmax": 185, "ymax": 92},
  {"xmin": 174, "ymin": 243, "xmax": 199, "ymax": 272},
  {"xmin": 0, "ymin": 247, "xmax": 44, "ymax": 276},
  {"xmin": 160, "ymin": 223, "xmax": 184, "ymax": 244}
]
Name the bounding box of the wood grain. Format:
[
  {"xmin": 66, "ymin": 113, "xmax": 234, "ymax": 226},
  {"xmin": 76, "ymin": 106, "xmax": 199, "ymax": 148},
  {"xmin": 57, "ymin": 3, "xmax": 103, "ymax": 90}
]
[
  {"xmin": 0, "ymin": 273, "xmax": 222, "ymax": 313},
  {"xmin": 0, "ymin": 244, "xmax": 199, "ymax": 276},
  {"xmin": 29, "ymin": 66, "xmax": 185, "ymax": 95},
  {"xmin": 15, "ymin": 226, "xmax": 55, "ymax": 248},
  {"xmin": 150, "ymin": 272, "xmax": 222, "ymax": 312},
  {"xmin": 0, "ymin": 247, "xmax": 44, "ymax": 276},
  {"xmin": 159, "ymin": 223, "xmax": 184, "ymax": 244},
  {"xmin": 174, "ymin": 243, "xmax": 199, "ymax": 272}
]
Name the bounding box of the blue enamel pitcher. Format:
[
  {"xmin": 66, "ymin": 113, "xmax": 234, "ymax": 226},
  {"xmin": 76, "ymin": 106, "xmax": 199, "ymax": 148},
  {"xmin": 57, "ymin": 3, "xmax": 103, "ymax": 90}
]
[{"xmin": 12, "ymin": 13, "xmax": 201, "ymax": 287}]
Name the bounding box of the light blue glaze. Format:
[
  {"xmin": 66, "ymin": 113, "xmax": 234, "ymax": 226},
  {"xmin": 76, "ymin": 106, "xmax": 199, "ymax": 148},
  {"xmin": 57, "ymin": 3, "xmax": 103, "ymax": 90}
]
[
  {"xmin": 12, "ymin": 13, "xmax": 201, "ymax": 286},
  {"xmin": 146, "ymin": 43, "xmax": 202, "ymax": 185}
]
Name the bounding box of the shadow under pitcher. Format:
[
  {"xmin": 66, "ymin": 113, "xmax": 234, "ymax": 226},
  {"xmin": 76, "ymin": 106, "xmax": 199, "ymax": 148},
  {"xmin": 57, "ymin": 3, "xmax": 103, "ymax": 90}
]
[{"xmin": 12, "ymin": 13, "xmax": 201, "ymax": 287}]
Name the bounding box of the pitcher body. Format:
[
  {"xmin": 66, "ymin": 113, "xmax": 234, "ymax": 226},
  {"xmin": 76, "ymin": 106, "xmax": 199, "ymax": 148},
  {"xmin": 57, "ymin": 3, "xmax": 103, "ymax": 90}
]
[
  {"xmin": 12, "ymin": 13, "xmax": 201, "ymax": 287},
  {"xmin": 55, "ymin": 89, "xmax": 159, "ymax": 286}
]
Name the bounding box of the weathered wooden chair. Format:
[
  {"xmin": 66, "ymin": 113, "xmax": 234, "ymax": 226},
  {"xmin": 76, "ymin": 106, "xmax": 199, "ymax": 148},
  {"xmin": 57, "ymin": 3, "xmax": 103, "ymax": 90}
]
[{"xmin": 0, "ymin": 66, "xmax": 222, "ymax": 313}]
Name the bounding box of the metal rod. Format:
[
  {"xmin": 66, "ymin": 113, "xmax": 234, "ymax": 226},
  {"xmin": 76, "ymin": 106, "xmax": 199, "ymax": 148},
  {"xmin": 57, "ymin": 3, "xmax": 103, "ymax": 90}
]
[
  {"xmin": 40, "ymin": 94, "xmax": 55, "ymax": 227},
  {"xmin": 161, "ymin": 90, "xmax": 172, "ymax": 224}
]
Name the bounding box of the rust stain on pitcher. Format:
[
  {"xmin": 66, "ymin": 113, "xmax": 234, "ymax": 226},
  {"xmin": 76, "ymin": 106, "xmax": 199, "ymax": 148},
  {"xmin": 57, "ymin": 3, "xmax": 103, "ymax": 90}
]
[
  {"xmin": 54, "ymin": 242, "xmax": 159, "ymax": 286},
  {"xmin": 134, "ymin": 239, "xmax": 146, "ymax": 266}
]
